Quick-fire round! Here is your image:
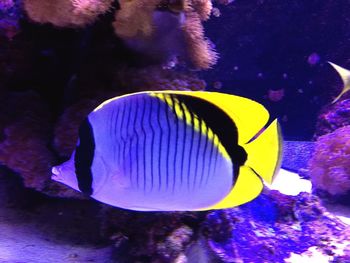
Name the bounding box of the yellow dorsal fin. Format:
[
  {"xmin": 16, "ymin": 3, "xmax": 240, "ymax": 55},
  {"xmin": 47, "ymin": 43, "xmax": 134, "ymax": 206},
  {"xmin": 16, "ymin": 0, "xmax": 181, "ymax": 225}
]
[
  {"xmin": 328, "ymin": 62, "xmax": 350, "ymax": 103},
  {"xmin": 244, "ymin": 119, "xmax": 282, "ymax": 184},
  {"xmin": 154, "ymin": 90, "xmax": 269, "ymax": 144},
  {"xmin": 202, "ymin": 165, "xmax": 264, "ymax": 210}
]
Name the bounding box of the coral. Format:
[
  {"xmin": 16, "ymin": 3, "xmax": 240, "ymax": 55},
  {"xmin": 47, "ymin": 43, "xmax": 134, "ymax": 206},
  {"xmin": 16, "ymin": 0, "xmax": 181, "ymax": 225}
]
[
  {"xmin": 203, "ymin": 190, "xmax": 350, "ymax": 262},
  {"xmin": 23, "ymin": 0, "xmax": 113, "ymax": 27},
  {"xmin": 181, "ymin": 8, "xmax": 218, "ymax": 69},
  {"xmin": 0, "ymin": 91, "xmax": 52, "ymax": 189},
  {"xmin": 53, "ymin": 99, "xmax": 100, "ymax": 158},
  {"xmin": 113, "ymin": 0, "xmax": 218, "ymax": 69},
  {"xmin": 98, "ymin": 189, "xmax": 350, "ymax": 262},
  {"xmin": 113, "ymin": 0, "xmax": 161, "ymax": 38},
  {"xmin": 0, "ymin": 91, "xmax": 84, "ymax": 199},
  {"xmin": 315, "ymin": 98, "xmax": 350, "ymax": 137},
  {"xmin": 99, "ymin": 207, "xmax": 199, "ymax": 262},
  {"xmin": 0, "ymin": 0, "xmax": 21, "ymax": 40},
  {"xmin": 308, "ymin": 125, "xmax": 350, "ymax": 197},
  {"xmin": 23, "ymin": 0, "xmax": 217, "ymax": 69}
]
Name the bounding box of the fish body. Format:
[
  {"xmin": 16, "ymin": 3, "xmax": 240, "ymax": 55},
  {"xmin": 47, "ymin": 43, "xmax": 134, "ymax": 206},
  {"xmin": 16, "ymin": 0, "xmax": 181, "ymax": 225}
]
[{"xmin": 52, "ymin": 91, "xmax": 282, "ymax": 211}]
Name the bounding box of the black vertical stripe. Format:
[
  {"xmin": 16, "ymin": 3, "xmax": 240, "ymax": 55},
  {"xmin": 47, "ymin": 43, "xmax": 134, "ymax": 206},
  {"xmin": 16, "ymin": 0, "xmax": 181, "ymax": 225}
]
[
  {"xmin": 140, "ymin": 96, "xmax": 147, "ymax": 191},
  {"xmin": 114, "ymin": 105, "xmax": 121, "ymax": 162},
  {"xmin": 187, "ymin": 110, "xmax": 195, "ymax": 190},
  {"xmin": 131, "ymin": 98, "xmax": 138, "ymax": 187},
  {"xmin": 205, "ymin": 132, "xmax": 215, "ymax": 185},
  {"xmin": 110, "ymin": 109, "xmax": 116, "ymax": 162},
  {"xmin": 193, "ymin": 117, "xmax": 202, "ymax": 190},
  {"xmin": 170, "ymin": 96, "xmax": 178, "ymax": 193},
  {"xmin": 200, "ymin": 123, "xmax": 209, "ymax": 187},
  {"xmin": 110, "ymin": 109, "xmax": 115, "ymax": 138},
  {"xmin": 75, "ymin": 118, "xmax": 95, "ymax": 195},
  {"xmin": 135, "ymin": 98, "xmax": 140, "ymax": 188},
  {"xmin": 156, "ymin": 97, "xmax": 163, "ymax": 191},
  {"xmin": 178, "ymin": 102, "xmax": 187, "ymax": 188},
  {"xmin": 119, "ymin": 101, "xmax": 126, "ymax": 167},
  {"xmin": 149, "ymin": 96, "xmax": 155, "ymax": 191},
  {"xmin": 123, "ymin": 103, "xmax": 131, "ymax": 175},
  {"xmin": 165, "ymin": 96, "xmax": 171, "ymax": 190},
  {"xmin": 128, "ymin": 102, "xmax": 135, "ymax": 184},
  {"xmin": 213, "ymin": 136, "xmax": 220, "ymax": 176}
]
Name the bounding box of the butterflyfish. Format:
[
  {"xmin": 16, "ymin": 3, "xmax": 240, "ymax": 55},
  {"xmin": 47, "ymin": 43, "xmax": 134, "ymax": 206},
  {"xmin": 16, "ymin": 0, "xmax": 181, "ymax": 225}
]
[
  {"xmin": 328, "ymin": 61, "xmax": 350, "ymax": 103},
  {"xmin": 52, "ymin": 91, "xmax": 282, "ymax": 211}
]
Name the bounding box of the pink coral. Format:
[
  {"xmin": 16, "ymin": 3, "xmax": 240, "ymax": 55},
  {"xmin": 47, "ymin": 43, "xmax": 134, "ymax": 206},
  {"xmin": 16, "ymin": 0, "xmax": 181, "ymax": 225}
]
[{"xmin": 308, "ymin": 125, "xmax": 350, "ymax": 196}]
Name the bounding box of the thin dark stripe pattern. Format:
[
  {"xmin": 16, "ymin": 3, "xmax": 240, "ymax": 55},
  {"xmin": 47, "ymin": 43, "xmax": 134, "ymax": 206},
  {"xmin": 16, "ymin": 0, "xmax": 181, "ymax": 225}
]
[
  {"xmin": 205, "ymin": 131, "xmax": 215, "ymax": 185},
  {"xmin": 187, "ymin": 109, "xmax": 195, "ymax": 190},
  {"xmin": 178, "ymin": 102, "xmax": 187, "ymax": 189},
  {"xmin": 130, "ymin": 98, "xmax": 138, "ymax": 187},
  {"xmin": 124, "ymin": 101, "xmax": 132, "ymax": 160},
  {"xmin": 113, "ymin": 106, "xmax": 121, "ymax": 162},
  {"xmin": 170, "ymin": 95, "xmax": 179, "ymax": 193},
  {"xmin": 149, "ymin": 96, "xmax": 155, "ymax": 191},
  {"xmin": 127, "ymin": 101, "xmax": 136, "ymax": 186},
  {"xmin": 200, "ymin": 122, "xmax": 209, "ymax": 187},
  {"xmin": 140, "ymin": 96, "xmax": 147, "ymax": 191},
  {"xmin": 193, "ymin": 116, "xmax": 202, "ymax": 190},
  {"xmin": 135, "ymin": 98, "xmax": 140, "ymax": 188},
  {"xmin": 119, "ymin": 101, "xmax": 126, "ymax": 168},
  {"xmin": 164, "ymin": 96, "xmax": 171, "ymax": 190},
  {"xmin": 213, "ymin": 136, "xmax": 220, "ymax": 177},
  {"xmin": 156, "ymin": 97, "xmax": 163, "ymax": 191}
]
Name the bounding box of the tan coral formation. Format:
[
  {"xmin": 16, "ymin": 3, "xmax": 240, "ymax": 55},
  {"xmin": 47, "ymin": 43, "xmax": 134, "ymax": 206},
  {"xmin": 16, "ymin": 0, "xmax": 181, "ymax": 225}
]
[
  {"xmin": 113, "ymin": 0, "xmax": 161, "ymax": 38},
  {"xmin": 23, "ymin": 0, "xmax": 113, "ymax": 27},
  {"xmin": 308, "ymin": 125, "xmax": 350, "ymax": 196},
  {"xmin": 24, "ymin": 0, "xmax": 218, "ymax": 69}
]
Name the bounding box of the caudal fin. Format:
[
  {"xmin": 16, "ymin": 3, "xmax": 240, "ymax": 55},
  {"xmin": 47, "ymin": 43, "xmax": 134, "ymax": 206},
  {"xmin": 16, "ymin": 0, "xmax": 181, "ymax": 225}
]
[
  {"xmin": 328, "ymin": 61, "xmax": 350, "ymax": 103},
  {"xmin": 244, "ymin": 119, "xmax": 283, "ymax": 184}
]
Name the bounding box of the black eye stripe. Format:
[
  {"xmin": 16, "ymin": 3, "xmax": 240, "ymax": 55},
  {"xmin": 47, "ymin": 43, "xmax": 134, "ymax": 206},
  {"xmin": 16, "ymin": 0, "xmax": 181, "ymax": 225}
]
[{"xmin": 74, "ymin": 118, "xmax": 95, "ymax": 195}]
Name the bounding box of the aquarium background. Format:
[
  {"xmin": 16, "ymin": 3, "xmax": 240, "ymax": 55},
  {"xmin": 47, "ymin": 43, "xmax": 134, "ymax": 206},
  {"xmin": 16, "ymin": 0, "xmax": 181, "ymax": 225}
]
[{"xmin": 1, "ymin": 0, "xmax": 350, "ymax": 262}]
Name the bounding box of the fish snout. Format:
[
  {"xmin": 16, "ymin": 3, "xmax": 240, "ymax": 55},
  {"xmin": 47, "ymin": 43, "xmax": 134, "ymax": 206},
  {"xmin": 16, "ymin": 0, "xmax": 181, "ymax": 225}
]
[{"xmin": 51, "ymin": 166, "xmax": 61, "ymax": 182}]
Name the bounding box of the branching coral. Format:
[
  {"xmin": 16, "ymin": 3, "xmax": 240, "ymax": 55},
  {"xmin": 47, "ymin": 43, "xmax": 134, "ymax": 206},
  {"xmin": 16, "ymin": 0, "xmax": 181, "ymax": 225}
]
[{"xmin": 308, "ymin": 125, "xmax": 350, "ymax": 196}]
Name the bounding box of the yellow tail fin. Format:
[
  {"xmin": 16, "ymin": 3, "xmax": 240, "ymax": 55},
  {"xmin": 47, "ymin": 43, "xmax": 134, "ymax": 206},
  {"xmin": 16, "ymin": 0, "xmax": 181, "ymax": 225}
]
[
  {"xmin": 244, "ymin": 119, "xmax": 283, "ymax": 184},
  {"xmin": 204, "ymin": 120, "xmax": 282, "ymax": 210}
]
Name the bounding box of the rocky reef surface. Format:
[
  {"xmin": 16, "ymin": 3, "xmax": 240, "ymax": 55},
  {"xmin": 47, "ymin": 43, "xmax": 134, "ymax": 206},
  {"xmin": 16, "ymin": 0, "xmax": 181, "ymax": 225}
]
[{"xmin": 1, "ymin": 164, "xmax": 349, "ymax": 263}]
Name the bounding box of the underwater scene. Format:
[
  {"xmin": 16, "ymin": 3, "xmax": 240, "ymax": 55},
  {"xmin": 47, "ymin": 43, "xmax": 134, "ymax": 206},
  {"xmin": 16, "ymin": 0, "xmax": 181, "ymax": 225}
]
[{"xmin": 1, "ymin": 0, "xmax": 350, "ymax": 262}]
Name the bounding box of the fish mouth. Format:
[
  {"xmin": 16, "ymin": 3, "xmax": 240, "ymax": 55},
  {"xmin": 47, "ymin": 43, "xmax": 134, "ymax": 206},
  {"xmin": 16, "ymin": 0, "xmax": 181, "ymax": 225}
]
[{"xmin": 51, "ymin": 166, "xmax": 60, "ymax": 181}]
